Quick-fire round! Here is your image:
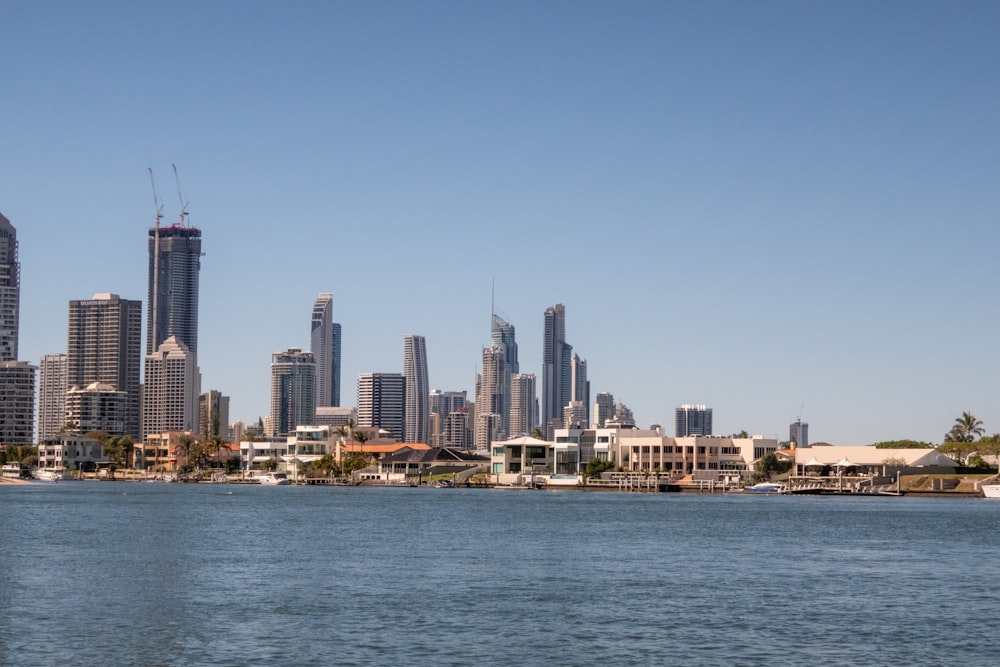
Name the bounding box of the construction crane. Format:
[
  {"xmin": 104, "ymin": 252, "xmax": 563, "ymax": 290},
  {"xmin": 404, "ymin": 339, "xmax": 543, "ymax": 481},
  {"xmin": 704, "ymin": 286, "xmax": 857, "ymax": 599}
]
[
  {"xmin": 172, "ymin": 163, "xmax": 189, "ymax": 227},
  {"xmin": 149, "ymin": 167, "xmax": 164, "ymax": 354}
]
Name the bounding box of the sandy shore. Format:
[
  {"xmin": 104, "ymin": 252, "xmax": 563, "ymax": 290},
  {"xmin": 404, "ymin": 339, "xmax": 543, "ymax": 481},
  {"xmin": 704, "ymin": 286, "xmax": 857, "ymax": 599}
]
[{"xmin": 0, "ymin": 476, "xmax": 34, "ymax": 485}]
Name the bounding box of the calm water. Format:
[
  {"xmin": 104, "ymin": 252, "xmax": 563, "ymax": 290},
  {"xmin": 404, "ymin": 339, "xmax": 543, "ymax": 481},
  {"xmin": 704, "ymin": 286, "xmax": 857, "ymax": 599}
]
[{"xmin": 1, "ymin": 483, "xmax": 998, "ymax": 666}]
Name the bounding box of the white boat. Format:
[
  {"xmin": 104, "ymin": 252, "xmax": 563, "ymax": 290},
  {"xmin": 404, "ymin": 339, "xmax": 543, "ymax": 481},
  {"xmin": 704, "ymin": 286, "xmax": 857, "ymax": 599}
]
[
  {"xmin": 258, "ymin": 472, "xmax": 291, "ymax": 485},
  {"xmin": 34, "ymin": 469, "xmax": 70, "ymax": 482},
  {"xmin": 745, "ymin": 482, "xmax": 789, "ymax": 494},
  {"xmin": 982, "ymin": 484, "xmax": 1000, "ymax": 499}
]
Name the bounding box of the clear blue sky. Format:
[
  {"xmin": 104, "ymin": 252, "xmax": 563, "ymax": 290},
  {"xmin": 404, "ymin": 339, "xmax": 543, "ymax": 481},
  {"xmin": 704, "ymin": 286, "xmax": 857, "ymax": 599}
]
[{"xmin": 3, "ymin": 1, "xmax": 999, "ymax": 445}]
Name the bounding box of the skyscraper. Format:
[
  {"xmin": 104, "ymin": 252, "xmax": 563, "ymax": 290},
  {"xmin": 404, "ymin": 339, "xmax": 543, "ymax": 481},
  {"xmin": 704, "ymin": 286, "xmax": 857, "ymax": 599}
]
[
  {"xmin": 430, "ymin": 390, "xmax": 470, "ymax": 448},
  {"xmin": 141, "ymin": 336, "xmax": 200, "ymax": 440},
  {"xmin": 403, "ymin": 335, "xmax": 430, "ymax": 443},
  {"xmin": 789, "ymin": 419, "xmax": 809, "ymax": 448},
  {"xmin": 357, "ymin": 373, "xmax": 405, "ymax": 440},
  {"xmin": 311, "ymin": 293, "xmax": 342, "ymax": 408},
  {"xmin": 542, "ymin": 304, "xmax": 576, "ymax": 437},
  {"xmin": 0, "ymin": 213, "xmax": 20, "ymax": 361},
  {"xmin": 570, "ymin": 353, "xmax": 589, "ymax": 426},
  {"xmin": 676, "ymin": 404, "xmax": 713, "ymax": 437},
  {"xmin": 38, "ymin": 353, "xmax": 68, "ymax": 441},
  {"xmin": 331, "ymin": 322, "xmax": 342, "ymax": 407},
  {"xmin": 474, "ymin": 346, "xmax": 505, "ymax": 449},
  {"xmin": 0, "ymin": 360, "xmax": 35, "ymax": 445},
  {"xmin": 67, "ymin": 294, "xmax": 143, "ymax": 438},
  {"xmin": 66, "ymin": 382, "xmax": 128, "ymax": 435},
  {"xmin": 510, "ymin": 373, "xmax": 537, "ymax": 438},
  {"xmin": 269, "ymin": 348, "xmax": 316, "ymax": 438},
  {"xmin": 491, "ymin": 312, "xmax": 518, "ymax": 435},
  {"xmin": 593, "ymin": 392, "xmax": 614, "ymax": 429},
  {"xmin": 199, "ymin": 390, "xmax": 230, "ymax": 440},
  {"xmin": 147, "ymin": 223, "xmax": 201, "ymax": 356}
]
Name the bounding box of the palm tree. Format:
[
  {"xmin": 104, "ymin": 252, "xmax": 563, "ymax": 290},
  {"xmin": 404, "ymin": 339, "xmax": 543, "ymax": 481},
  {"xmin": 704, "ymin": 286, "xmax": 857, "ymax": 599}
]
[
  {"xmin": 204, "ymin": 435, "xmax": 227, "ymax": 468},
  {"xmin": 119, "ymin": 435, "xmax": 135, "ymax": 470},
  {"xmin": 353, "ymin": 430, "xmax": 369, "ymax": 453},
  {"xmin": 946, "ymin": 412, "xmax": 984, "ymax": 442},
  {"xmin": 175, "ymin": 435, "xmax": 198, "ymax": 475}
]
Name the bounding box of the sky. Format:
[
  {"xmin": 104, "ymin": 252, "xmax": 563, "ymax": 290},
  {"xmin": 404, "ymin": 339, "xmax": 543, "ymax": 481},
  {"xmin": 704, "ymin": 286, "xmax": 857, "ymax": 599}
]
[{"xmin": 2, "ymin": 1, "xmax": 999, "ymax": 446}]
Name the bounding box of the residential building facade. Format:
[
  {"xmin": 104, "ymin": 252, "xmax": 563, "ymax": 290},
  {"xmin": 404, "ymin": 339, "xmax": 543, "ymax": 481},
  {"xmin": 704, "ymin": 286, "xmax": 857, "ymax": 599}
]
[
  {"xmin": 509, "ymin": 373, "xmax": 537, "ymax": 437},
  {"xmin": 38, "ymin": 353, "xmax": 68, "ymax": 441},
  {"xmin": 0, "ymin": 360, "xmax": 35, "ymax": 445},
  {"xmin": 65, "ymin": 382, "xmax": 128, "ymax": 435},
  {"xmin": 199, "ymin": 390, "xmax": 230, "ymax": 441},
  {"xmin": 67, "ymin": 293, "xmax": 142, "ymax": 438},
  {"xmin": 675, "ymin": 404, "xmax": 713, "ymax": 437},
  {"xmin": 269, "ymin": 348, "xmax": 316, "ymax": 438},
  {"xmin": 142, "ymin": 336, "xmax": 200, "ymax": 440},
  {"xmin": 403, "ymin": 334, "xmax": 430, "ymax": 444},
  {"xmin": 0, "ymin": 213, "xmax": 19, "ymax": 362},
  {"xmin": 311, "ymin": 293, "xmax": 342, "ymax": 408},
  {"xmin": 357, "ymin": 372, "xmax": 405, "ymax": 440},
  {"xmin": 147, "ymin": 223, "xmax": 201, "ymax": 356}
]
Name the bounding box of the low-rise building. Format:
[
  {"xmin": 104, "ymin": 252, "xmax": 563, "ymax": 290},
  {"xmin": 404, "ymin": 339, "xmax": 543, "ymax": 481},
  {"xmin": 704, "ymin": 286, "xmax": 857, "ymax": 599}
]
[{"xmin": 37, "ymin": 432, "xmax": 104, "ymax": 471}]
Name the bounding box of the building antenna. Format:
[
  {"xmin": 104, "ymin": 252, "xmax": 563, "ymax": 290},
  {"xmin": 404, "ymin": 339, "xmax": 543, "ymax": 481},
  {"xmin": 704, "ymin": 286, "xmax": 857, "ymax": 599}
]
[
  {"xmin": 172, "ymin": 163, "xmax": 189, "ymax": 226},
  {"xmin": 149, "ymin": 167, "xmax": 163, "ymax": 353}
]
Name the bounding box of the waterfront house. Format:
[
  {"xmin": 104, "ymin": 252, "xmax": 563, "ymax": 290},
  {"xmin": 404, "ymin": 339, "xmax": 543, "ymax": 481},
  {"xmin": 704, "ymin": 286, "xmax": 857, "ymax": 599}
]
[{"xmin": 37, "ymin": 432, "xmax": 105, "ymax": 472}]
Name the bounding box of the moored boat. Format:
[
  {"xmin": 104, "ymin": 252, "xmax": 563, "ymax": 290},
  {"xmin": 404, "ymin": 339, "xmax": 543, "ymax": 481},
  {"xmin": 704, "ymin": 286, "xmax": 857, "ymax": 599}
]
[
  {"xmin": 982, "ymin": 484, "xmax": 1000, "ymax": 499},
  {"xmin": 34, "ymin": 469, "xmax": 71, "ymax": 482},
  {"xmin": 258, "ymin": 472, "xmax": 291, "ymax": 485},
  {"xmin": 745, "ymin": 482, "xmax": 789, "ymax": 494}
]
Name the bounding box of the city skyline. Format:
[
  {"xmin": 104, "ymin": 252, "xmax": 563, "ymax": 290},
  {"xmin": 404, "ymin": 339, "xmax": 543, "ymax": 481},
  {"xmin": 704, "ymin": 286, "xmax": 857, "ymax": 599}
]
[{"xmin": 4, "ymin": 3, "xmax": 1000, "ymax": 445}]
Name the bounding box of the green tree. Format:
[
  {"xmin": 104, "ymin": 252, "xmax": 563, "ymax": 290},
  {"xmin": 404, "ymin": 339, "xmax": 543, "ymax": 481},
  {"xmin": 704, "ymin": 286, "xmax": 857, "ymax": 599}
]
[
  {"xmin": 353, "ymin": 430, "xmax": 369, "ymax": 456},
  {"xmin": 531, "ymin": 427, "xmax": 545, "ymax": 439},
  {"xmin": 224, "ymin": 456, "xmax": 241, "ymax": 474},
  {"xmin": 260, "ymin": 458, "xmax": 278, "ymax": 472},
  {"xmin": 945, "ymin": 412, "xmax": 984, "ymax": 442},
  {"xmin": 583, "ymin": 458, "xmax": 615, "ymax": 479},
  {"xmin": 872, "ymin": 440, "xmax": 934, "ymax": 449},
  {"xmin": 754, "ymin": 452, "xmax": 791, "ymax": 481},
  {"xmin": 119, "ymin": 435, "xmax": 135, "ymax": 469},
  {"xmin": 103, "ymin": 436, "xmax": 123, "ymax": 476},
  {"xmin": 341, "ymin": 452, "xmax": 370, "ymax": 477}
]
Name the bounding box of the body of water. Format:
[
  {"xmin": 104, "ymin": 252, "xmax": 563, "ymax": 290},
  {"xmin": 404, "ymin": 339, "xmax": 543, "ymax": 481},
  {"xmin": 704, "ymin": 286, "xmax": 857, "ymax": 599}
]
[{"xmin": 1, "ymin": 483, "xmax": 997, "ymax": 666}]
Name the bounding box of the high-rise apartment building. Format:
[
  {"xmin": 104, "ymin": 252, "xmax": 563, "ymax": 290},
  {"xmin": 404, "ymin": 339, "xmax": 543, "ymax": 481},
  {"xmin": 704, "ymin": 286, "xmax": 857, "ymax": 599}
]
[
  {"xmin": 142, "ymin": 336, "xmax": 200, "ymax": 440},
  {"xmin": 403, "ymin": 335, "xmax": 430, "ymax": 444},
  {"xmin": 38, "ymin": 353, "xmax": 69, "ymax": 441},
  {"xmin": 613, "ymin": 402, "xmax": 636, "ymax": 428},
  {"xmin": 430, "ymin": 389, "xmax": 470, "ymax": 448},
  {"xmin": 0, "ymin": 214, "xmax": 20, "ymax": 361},
  {"xmin": 510, "ymin": 373, "xmax": 537, "ymax": 437},
  {"xmin": 0, "ymin": 360, "xmax": 35, "ymax": 445},
  {"xmin": 67, "ymin": 293, "xmax": 142, "ymax": 438},
  {"xmin": 542, "ymin": 304, "xmax": 569, "ymax": 436},
  {"xmin": 357, "ymin": 373, "xmax": 405, "ymax": 440},
  {"xmin": 789, "ymin": 419, "xmax": 809, "ymax": 448},
  {"xmin": 570, "ymin": 353, "xmax": 589, "ymax": 426},
  {"xmin": 269, "ymin": 348, "xmax": 316, "ymax": 438},
  {"xmin": 199, "ymin": 390, "xmax": 230, "ymax": 441},
  {"xmin": 331, "ymin": 323, "xmax": 342, "ymax": 407},
  {"xmin": 311, "ymin": 294, "xmax": 342, "ymax": 408},
  {"xmin": 65, "ymin": 382, "xmax": 128, "ymax": 435},
  {"xmin": 491, "ymin": 312, "xmax": 518, "ymax": 435},
  {"xmin": 563, "ymin": 400, "xmax": 587, "ymax": 429},
  {"xmin": 593, "ymin": 392, "xmax": 615, "ymax": 429},
  {"xmin": 474, "ymin": 346, "xmax": 505, "ymax": 449},
  {"xmin": 675, "ymin": 404, "xmax": 712, "ymax": 437},
  {"xmin": 147, "ymin": 224, "xmax": 201, "ymax": 356}
]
